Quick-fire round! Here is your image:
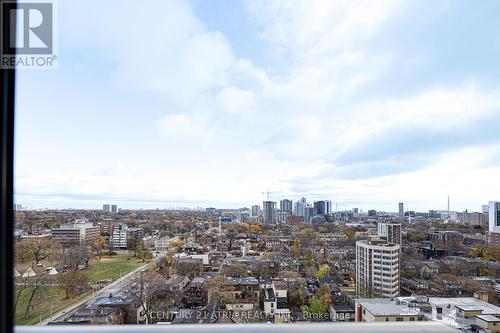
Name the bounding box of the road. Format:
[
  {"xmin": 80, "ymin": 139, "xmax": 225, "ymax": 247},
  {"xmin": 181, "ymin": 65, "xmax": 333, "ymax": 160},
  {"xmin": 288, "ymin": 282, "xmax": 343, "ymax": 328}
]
[{"xmin": 38, "ymin": 254, "xmax": 164, "ymax": 326}]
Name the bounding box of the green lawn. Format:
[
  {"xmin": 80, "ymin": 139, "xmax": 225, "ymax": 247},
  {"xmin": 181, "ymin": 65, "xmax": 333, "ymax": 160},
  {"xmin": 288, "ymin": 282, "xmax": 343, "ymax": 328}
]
[
  {"xmin": 15, "ymin": 254, "xmax": 146, "ymax": 325},
  {"xmin": 15, "ymin": 286, "xmax": 89, "ymax": 325},
  {"xmin": 85, "ymin": 253, "xmax": 145, "ymax": 283}
]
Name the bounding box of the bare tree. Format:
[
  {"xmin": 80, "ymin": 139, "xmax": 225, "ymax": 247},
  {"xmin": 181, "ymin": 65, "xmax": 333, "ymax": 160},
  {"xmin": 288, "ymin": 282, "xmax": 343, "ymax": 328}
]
[
  {"xmin": 203, "ymin": 276, "xmax": 234, "ymax": 306},
  {"xmin": 15, "ymin": 241, "xmax": 32, "ymax": 264},
  {"xmin": 26, "ymin": 239, "xmax": 54, "ymax": 264},
  {"xmin": 127, "ymin": 271, "xmax": 168, "ymax": 324},
  {"xmin": 90, "ymin": 236, "xmax": 107, "ymax": 260},
  {"xmin": 23, "ymin": 273, "xmax": 47, "ymax": 319},
  {"xmin": 14, "ymin": 271, "xmax": 33, "ymax": 313},
  {"xmin": 61, "ymin": 245, "xmax": 94, "ymax": 269},
  {"xmin": 57, "ymin": 268, "xmax": 89, "ymax": 299}
]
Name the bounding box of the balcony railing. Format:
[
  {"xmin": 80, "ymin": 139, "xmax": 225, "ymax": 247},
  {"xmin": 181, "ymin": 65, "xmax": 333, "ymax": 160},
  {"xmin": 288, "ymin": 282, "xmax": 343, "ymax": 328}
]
[{"xmin": 15, "ymin": 322, "xmax": 461, "ymax": 333}]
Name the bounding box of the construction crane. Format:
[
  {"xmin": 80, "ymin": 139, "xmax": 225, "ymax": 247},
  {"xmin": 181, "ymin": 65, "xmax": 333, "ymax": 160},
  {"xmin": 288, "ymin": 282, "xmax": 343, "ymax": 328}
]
[{"xmin": 261, "ymin": 191, "xmax": 279, "ymax": 200}]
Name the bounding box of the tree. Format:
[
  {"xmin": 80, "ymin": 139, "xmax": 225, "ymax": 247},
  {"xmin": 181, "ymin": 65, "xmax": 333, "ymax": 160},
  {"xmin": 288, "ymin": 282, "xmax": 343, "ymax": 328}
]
[
  {"xmin": 14, "ymin": 269, "xmax": 34, "ymax": 313},
  {"xmin": 249, "ymin": 224, "xmax": 262, "ymax": 233},
  {"xmin": 127, "ymin": 271, "xmax": 168, "ymax": 324},
  {"xmin": 301, "ymin": 296, "xmax": 329, "ymax": 321},
  {"xmin": 90, "ymin": 236, "xmax": 107, "ymax": 260},
  {"xmin": 26, "ymin": 239, "xmax": 54, "ymax": 264},
  {"xmin": 169, "ymin": 239, "xmax": 185, "ymax": 252},
  {"xmin": 79, "ymin": 245, "xmax": 94, "ymax": 268},
  {"xmin": 57, "ymin": 268, "xmax": 89, "ymax": 299},
  {"xmin": 315, "ymin": 264, "xmax": 329, "ymax": 280},
  {"xmin": 289, "ymin": 286, "xmax": 305, "ymax": 312},
  {"xmin": 15, "ymin": 241, "xmax": 32, "ymax": 264},
  {"xmin": 137, "ymin": 250, "xmax": 153, "ymax": 262},
  {"xmin": 401, "ymin": 268, "xmax": 419, "ymax": 279},
  {"xmin": 61, "ymin": 245, "xmax": 94, "ymax": 269},
  {"xmin": 203, "ymin": 276, "xmax": 234, "ymax": 305},
  {"xmin": 291, "ymin": 239, "xmax": 301, "ymax": 257},
  {"xmin": 223, "ymin": 263, "xmax": 248, "ymax": 277},
  {"xmin": 342, "ymin": 228, "xmax": 356, "ymax": 241},
  {"xmin": 23, "ymin": 273, "xmax": 46, "ymax": 319},
  {"xmin": 280, "ymin": 270, "xmax": 301, "ymax": 279},
  {"xmin": 407, "ymin": 231, "xmax": 428, "ymax": 243},
  {"xmin": 315, "ymin": 284, "xmax": 332, "ymax": 306}
]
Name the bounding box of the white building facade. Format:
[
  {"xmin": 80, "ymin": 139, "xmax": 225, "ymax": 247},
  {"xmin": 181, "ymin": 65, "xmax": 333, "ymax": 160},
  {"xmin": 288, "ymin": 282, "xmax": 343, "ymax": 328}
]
[{"xmin": 356, "ymin": 239, "xmax": 400, "ymax": 298}]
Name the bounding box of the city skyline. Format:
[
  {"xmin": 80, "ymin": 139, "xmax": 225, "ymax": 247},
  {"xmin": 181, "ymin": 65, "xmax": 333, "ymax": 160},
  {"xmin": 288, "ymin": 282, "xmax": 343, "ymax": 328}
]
[
  {"xmin": 13, "ymin": 196, "xmax": 496, "ymax": 214},
  {"xmin": 14, "ymin": 0, "xmax": 500, "ymax": 211}
]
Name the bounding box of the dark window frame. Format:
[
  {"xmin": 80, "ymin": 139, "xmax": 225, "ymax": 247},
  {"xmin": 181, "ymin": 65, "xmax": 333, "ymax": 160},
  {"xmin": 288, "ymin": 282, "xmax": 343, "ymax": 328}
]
[{"xmin": 1, "ymin": 0, "xmax": 16, "ymax": 332}]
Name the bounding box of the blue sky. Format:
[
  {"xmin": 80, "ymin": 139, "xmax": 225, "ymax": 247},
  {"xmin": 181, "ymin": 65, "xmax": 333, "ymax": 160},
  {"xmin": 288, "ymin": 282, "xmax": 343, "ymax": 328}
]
[{"xmin": 14, "ymin": 0, "xmax": 500, "ymax": 211}]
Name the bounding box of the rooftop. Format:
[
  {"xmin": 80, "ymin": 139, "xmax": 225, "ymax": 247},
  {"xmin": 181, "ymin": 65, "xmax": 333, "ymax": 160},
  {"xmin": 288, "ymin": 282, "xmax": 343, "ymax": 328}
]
[
  {"xmin": 356, "ymin": 298, "xmax": 422, "ymax": 316},
  {"xmin": 228, "ymin": 277, "xmax": 259, "ymax": 286},
  {"xmin": 476, "ymin": 314, "xmax": 500, "ymax": 323},
  {"xmin": 428, "ymin": 297, "xmax": 500, "ymax": 316}
]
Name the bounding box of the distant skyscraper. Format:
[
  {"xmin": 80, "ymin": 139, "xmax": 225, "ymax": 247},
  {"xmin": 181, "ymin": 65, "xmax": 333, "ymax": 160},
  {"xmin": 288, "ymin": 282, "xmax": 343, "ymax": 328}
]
[
  {"xmin": 279, "ymin": 199, "xmax": 293, "ymax": 214},
  {"xmin": 377, "ymin": 221, "xmax": 402, "ymax": 246},
  {"xmin": 313, "ymin": 200, "xmax": 332, "ymax": 216},
  {"xmin": 352, "ymin": 208, "xmax": 359, "ymax": 214},
  {"xmin": 111, "ymin": 204, "xmax": 118, "ymax": 213},
  {"xmin": 482, "ymin": 204, "xmax": 490, "ymax": 214},
  {"xmin": 489, "ymin": 201, "xmax": 500, "ymax": 233},
  {"xmin": 398, "ymin": 202, "xmax": 404, "ymax": 217},
  {"xmin": 293, "ymin": 197, "xmax": 307, "ymax": 217},
  {"xmin": 488, "ymin": 201, "xmax": 500, "ymax": 247},
  {"xmin": 103, "ymin": 204, "xmax": 110, "ymax": 212},
  {"xmin": 304, "ymin": 205, "xmax": 314, "ymax": 223},
  {"xmin": 325, "ymin": 200, "xmax": 332, "ymax": 214},
  {"xmin": 262, "ymin": 201, "xmax": 276, "ymax": 225},
  {"xmin": 251, "ymin": 205, "xmax": 261, "ymax": 217}
]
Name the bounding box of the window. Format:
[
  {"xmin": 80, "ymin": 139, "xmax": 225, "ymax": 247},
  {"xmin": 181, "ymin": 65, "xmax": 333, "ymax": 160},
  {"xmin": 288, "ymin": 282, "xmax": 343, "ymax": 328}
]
[{"xmin": 4, "ymin": 0, "xmax": 500, "ymax": 331}]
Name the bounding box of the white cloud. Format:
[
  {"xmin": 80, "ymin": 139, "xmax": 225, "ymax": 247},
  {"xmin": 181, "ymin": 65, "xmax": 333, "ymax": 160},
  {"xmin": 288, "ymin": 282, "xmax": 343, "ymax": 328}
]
[{"xmin": 14, "ymin": 0, "xmax": 500, "ymax": 211}]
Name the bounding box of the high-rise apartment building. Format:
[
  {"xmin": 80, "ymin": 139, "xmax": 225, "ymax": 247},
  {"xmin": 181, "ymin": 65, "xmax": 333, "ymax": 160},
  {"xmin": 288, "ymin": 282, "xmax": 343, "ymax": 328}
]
[
  {"xmin": 262, "ymin": 201, "xmax": 276, "ymax": 225},
  {"xmin": 52, "ymin": 219, "xmax": 100, "ymax": 248},
  {"xmin": 293, "ymin": 197, "xmax": 307, "ymax": 217},
  {"xmin": 103, "ymin": 204, "xmax": 110, "ymax": 212},
  {"xmin": 111, "ymin": 204, "xmax": 118, "ymax": 213},
  {"xmin": 279, "ymin": 199, "xmax": 293, "ymax": 214},
  {"xmin": 356, "ymin": 239, "xmax": 400, "ymax": 298},
  {"xmin": 313, "ymin": 200, "xmax": 332, "ymax": 216},
  {"xmin": 377, "ymin": 222, "xmax": 402, "ymax": 246},
  {"xmin": 112, "ymin": 224, "xmax": 128, "ymax": 249},
  {"xmin": 304, "ymin": 205, "xmax": 314, "ymax": 223},
  {"xmin": 488, "ymin": 201, "xmax": 500, "ymax": 247},
  {"xmin": 398, "ymin": 202, "xmax": 404, "ymax": 217},
  {"xmin": 251, "ymin": 205, "xmax": 261, "ymax": 217},
  {"xmin": 462, "ymin": 211, "xmax": 488, "ymax": 227},
  {"xmin": 489, "ymin": 201, "xmax": 500, "ymax": 233}
]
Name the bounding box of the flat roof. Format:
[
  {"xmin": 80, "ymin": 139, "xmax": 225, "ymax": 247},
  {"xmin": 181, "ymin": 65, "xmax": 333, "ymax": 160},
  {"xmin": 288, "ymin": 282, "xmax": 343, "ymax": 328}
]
[
  {"xmin": 357, "ymin": 299, "xmax": 421, "ymax": 316},
  {"xmin": 476, "ymin": 314, "xmax": 500, "ymax": 322},
  {"xmin": 428, "ymin": 297, "xmax": 500, "ymax": 315}
]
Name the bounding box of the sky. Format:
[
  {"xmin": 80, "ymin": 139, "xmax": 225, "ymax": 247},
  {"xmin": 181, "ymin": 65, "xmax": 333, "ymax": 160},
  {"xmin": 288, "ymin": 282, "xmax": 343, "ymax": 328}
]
[{"xmin": 14, "ymin": 0, "xmax": 500, "ymax": 211}]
